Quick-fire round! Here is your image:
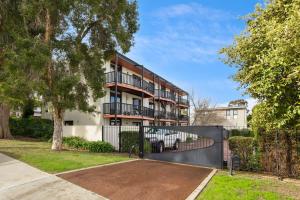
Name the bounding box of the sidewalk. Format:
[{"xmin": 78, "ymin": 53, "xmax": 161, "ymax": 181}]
[{"xmin": 0, "ymin": 153, "xmax": 106, "ymax": 200}]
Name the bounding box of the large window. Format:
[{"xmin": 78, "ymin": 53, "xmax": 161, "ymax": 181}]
[
  {"xmin": 133, "ymin": 98, "xmax": 141, "ymax": 115},
  {"xmin": 233, "ymin": 110, "xmax": 238, "ymax": 119}
]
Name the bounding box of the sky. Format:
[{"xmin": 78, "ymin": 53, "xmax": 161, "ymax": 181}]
[{"xmin": 126, "ymin": 0, "xmax": 264, "ymax": 111}]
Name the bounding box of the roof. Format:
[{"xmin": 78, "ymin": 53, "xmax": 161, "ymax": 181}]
[
  {"xmin": 116, "ymin": 52, "xmax": 189, "ymax": 96},
  {"xmin": 198, "ymin": 106, "xmax": 247, "ymax": 111}
]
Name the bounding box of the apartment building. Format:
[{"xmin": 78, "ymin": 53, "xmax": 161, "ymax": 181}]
[
  {"xmin": 193, "ymin": 106, "xmax": 247, "ymax": 129},
  {"xmin": 42, "ymin": 53, "xmax": 190, "ymax": 126}
]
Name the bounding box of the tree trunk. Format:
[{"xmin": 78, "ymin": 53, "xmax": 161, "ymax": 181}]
[
  {"xmin": 0, "ymin": 103, "xmax": 13, "ymax": 139},
  {"xmin": 51, "ymin": 106, "xmax": 63, "ymax": 150}
]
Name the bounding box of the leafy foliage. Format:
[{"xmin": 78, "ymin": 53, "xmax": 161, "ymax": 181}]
[
  {"xmin": 63, "ymin": 136, "xmax": 115, "ymax": 153},
  {"xmin": 1, "ymin": 0, "xmax": 139, "ymax": 149},
  {"xmin": 229, "ymin": 136, "xmax": 260, "ymax": 171},
  {"xmin": 229, "ymin": 129, "xmax": 254, "ymax": 138},
  {"xmin": 220, "ymin": 0, "xmax": 300, "ymax": 129},
  {"xmin": 63, "ymin": 136, "xmax": 90, "ymax": 150},
  {"xmin": 10, "ymin": 117, "xmax": 53, "ymax": 139},
  {"xmin": 88, "ymin": 141, "xmax": 115, "ymax": 153}
]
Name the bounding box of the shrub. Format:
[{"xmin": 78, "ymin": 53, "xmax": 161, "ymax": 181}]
[
  {"xmin": 186, "ymin": 136, "xmax": 193, "ymax": 143},
  {"xmin": 88, "ymin": 141, "xmax": 115, "ymax": 153},
  {"xmin": 229, "ymin": 129, "xmax": 254, "ymax": 138},
  {"xmin": 120, "ymin": 131, "xmax": 139, "ymax": 153},
  {"xmin": 10, "ymin": 117, "xmax": 53, "ymax": 139},
  {"xmin": 120, "ymin": 131, "xmax": 151, "ymax": 154},
  {"xmin": 63, "ymin": 137, "xmax": 89, "ymax": 150},
  {"xmin": 229, "ymin": 136, "xmax": 260, "ymax": 171}
]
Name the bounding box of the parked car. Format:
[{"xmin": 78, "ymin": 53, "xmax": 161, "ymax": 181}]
[{"xmin": 144, "ymin": 128, "xmax": 183, "ymax": 153}]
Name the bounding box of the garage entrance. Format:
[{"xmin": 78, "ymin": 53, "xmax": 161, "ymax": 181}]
[
  {"xmin": 141, "ymin": 126, "xmax": 224, "ymax": 168},
  {"xmin": 102, "ymin": 125, "xmax": 224, "ymax": 169}
]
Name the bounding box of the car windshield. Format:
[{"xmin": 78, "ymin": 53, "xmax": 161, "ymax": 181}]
[{"xmin": 146, "ymin": 128, "xmax": 171, "ymax": 135}]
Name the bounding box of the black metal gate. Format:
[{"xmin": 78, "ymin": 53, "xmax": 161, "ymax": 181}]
[{"xmin": 139, "ymin": 126, "xmax": 224, "ymax": 169}]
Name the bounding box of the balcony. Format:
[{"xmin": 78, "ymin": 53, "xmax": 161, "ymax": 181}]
[
  {"xmin": 155, "ymin": 110, "xmax": 177, "ymax": 121},
  {"xmin": 178, "ymin": 97, "xmax": 189, "ymax": 107},
  {"xmin": 103, "ymin": 103, "xmax": 154, "ymax": 120},
  {"xmin": 154, "ymin": 89, "xmax": 176, "ymax": 103},
  {"xmin": 178, "ymin": 115, "xmax": 189, "ymax": 122},
  {"xmin": 105, "ymin": 72, "xmax": 154, "ymax": 97}
]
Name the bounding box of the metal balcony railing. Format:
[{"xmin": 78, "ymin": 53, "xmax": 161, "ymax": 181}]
[
  {"xmin": 154, "ymin": 89, "xmax": 176, "ymax": 101},
  {"xmin": 105, "ymin": 72, "xmax": 154, "ymax": 94},
  {"xmin": 154, "ymin": 110, "xmax": 177, "ymax": 120},
  {"xmin": 103, "ymin": 103, "xmax": 154, "ymax": 118},
  {"xmin": 178, "ymin": 115, "xmax": 189, "ymax": 121},
  {"xmin": 178, "ymin": 97, "xmax": 189, "ymax": 106}
]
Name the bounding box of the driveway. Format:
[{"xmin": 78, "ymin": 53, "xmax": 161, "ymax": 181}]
[
  {"xmin": 58, "ymin": 159, "xmax": 214, "ymax": 200},
  {"xmin": 0, "ymin": 153, "xmax": 105, "ymax": 200}
]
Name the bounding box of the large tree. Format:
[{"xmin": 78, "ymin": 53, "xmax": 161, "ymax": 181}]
[
  {"xmin": 1, "ymin": 0, "xmax": 138, "ymax": 149},
  {"xmin": 220, "ymin": 0, "xmax": 300, "ymax": 129}
]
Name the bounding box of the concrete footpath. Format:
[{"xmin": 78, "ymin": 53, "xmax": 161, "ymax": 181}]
[{"xmin": 0, "ymin": 153, "xmax": 106, "ymax": 200}]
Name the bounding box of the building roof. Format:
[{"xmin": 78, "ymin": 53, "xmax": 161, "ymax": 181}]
[
  {"xmin": 198, "ymin": 106, "xmax": 247, "ymax": 111},
  {"xmin": 115, "ymin": 52, "xmax": 189, "ymax": 96}
]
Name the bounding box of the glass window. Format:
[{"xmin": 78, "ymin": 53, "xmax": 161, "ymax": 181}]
[
  {"xmin": 110, "ymin": 118, "xmax": 121, "ymax": 126},
  {"xmin": 226, "ymin": 110, "xmax": 231, "ymax": 116}
]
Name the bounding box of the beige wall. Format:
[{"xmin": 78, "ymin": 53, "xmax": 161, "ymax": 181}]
[
  {"xmin": 63, "ymin": 126, "xmax": 102, "ymax": 141},
  {"xmin": 194, "ymin": 107, "xmax": 247, "ymax": 129}
]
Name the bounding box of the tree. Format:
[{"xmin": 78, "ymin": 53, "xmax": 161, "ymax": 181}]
[
  {"xmin": 0, "ymin": 0, "xmax": 34, "ymax": 139},
  {"xmin": 190, "ymin": 93, "xmax": 225, "ymax": 125},
  {"xmin": 220, "ymin": 0, "xmax": 300, "ymax": 129},
  {"xmin": 1, "ymin": 0, "xmax": 139, "ymax": 149}
]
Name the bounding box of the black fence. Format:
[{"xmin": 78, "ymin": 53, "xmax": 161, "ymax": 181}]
[{"xmin": 102, "ymin": 125, "xmax": 224, "ymax": 168}]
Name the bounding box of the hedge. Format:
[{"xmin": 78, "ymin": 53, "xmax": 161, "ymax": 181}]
[
  {"xmin": 120, "ymin": 131, "xmax": 151, "ymax": 153},
  {"xmin": 63, "ymin": 136, "xmax": 115, "ymax": 153},
  {"xmin": 228, "ymin": 136, "xmax": 260, "ymax": 171},
  {"xmin": 10, "ymin": 117, "xmax": 53, "ymax": 139},
  {"xmin": 229, "ymin": 129, "xmax": 254, "ymax": 138}
]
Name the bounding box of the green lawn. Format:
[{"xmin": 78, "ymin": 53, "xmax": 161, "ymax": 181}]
[
  {"xmin": 0, "ymin": 139, "xmax": 131, "ymax": 173},
  {"xmin": 197, "ymin": 171, "xmax": 300, "ymax": 200}
]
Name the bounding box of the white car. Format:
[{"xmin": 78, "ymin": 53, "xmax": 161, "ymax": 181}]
[{"xmin": 145, "ymin": 128, "xmax": 183, "ymax": 153}]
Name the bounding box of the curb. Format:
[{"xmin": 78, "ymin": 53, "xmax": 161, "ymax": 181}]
[
  {"xmin": 185, "ymin": 169, "xmax": 217, "ymax": 200},
  {"xmin": 55, "ymin": 158, "xmax": 139, "ymax": 176}
]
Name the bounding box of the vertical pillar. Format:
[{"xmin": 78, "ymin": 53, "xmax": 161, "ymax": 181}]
[
  {"xmin": 141, "ymin": 65, "xmax": 144, "ymax": 125},
  {"xmin": 138, "ymin": 125, "xmax": 144, "ymax": 158},
  {"xmin": 153, "ymin": 74, "xmax": 156, "ymax": 125},
  {"xmin": 114, "ymin": 53, "xmax": 118, "ymax": 124}
]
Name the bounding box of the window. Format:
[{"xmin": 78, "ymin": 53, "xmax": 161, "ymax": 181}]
[
  {"xmin": 226, "ymin": 110, "xmax": 231, "ymax": 116},
  {"xmin": 233, "ymin": 110, "xmax": 238, "ymax": 119},
  {"xmin": 149, "ymin": 102, "xmax": 154, "ymax": 109},
  {"xmin": 133, "ymin": 98, "xmax": 141, "ymax": 115},
  {"xmin": 132, "ymin": 122, "xmax": 141, "ymax": 126},
  {"xmin": 226, "ymin": 110, "xmax": 231, "ymax": 119},
  {"xmin": 133, "ymin": 75, "xmax": 141, "ymax": 88},
  {"xmin": 64, "ymin": 121, "xmax": 73, "ymax": 126},
  {"xmin": 110, "ymin": 118, "xmax": 121, "ymax": 126}
]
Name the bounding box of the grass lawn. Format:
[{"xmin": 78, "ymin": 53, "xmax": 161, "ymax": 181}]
[
  {"xmin": 197, "ymin": 171, "xmax": 300, "ymax": 200},
  {"xmin": 0, "ymin": 139, "xmax": 131, "ymax": 173}
]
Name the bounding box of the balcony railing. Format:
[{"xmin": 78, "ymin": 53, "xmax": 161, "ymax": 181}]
[
  {"xmin": 178, "ymin": 97, "xmax": 189, "ymax": 106},
  {"xmin": 154, "ymin": 89, "xmax": 176, "ymax": 101},
  {"xmin": 105, "ymin": 72, "xmax": 154, "ymax": 94},
  {"xmin": 154, "ymin": 110, "xmax": 177, "ymax": 120},
  {"xmin": 178, "ymin": 115, "xmax": 189, "ymax": 121},
  {"xmin": 103, "ymin": 103, "xmax": 154, "ymax": 118}
]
